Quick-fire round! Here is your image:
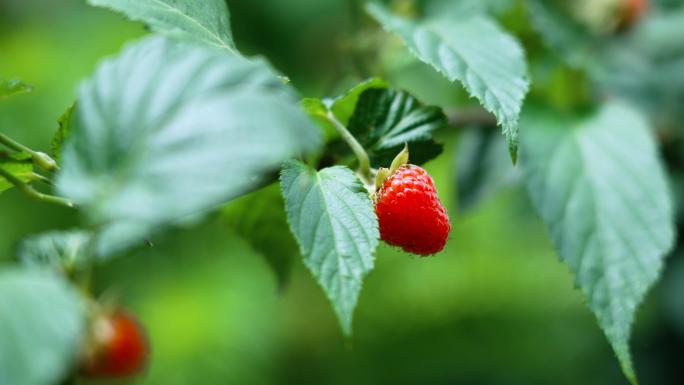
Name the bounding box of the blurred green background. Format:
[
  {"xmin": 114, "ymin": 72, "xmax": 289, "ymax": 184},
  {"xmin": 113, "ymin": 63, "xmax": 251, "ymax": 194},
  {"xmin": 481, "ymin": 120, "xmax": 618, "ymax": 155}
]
[{"xmin": 1, "ymin": 1, "xmax": 683, "ymax": 384}]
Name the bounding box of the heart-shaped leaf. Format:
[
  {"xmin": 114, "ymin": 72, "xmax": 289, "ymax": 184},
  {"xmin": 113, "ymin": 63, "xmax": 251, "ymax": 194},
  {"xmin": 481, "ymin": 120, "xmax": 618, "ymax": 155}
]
[{"xmin": 281, "ymin": 160, "xmax": 378, "ymax": 335}]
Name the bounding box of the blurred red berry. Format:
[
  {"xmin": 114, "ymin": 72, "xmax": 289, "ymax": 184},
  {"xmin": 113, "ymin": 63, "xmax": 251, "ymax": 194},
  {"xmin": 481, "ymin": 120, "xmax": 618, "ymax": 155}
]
[
  {"xmin": 80, "ymin": 309, "xmax": 148, "ymax": 378},
  {"xmin": 374, "ymin": 165, "xmax": 451, "ymax": 256},
  {"xmin": 619, "ymin": 0, "xmax": 649, "ymax": 29}
]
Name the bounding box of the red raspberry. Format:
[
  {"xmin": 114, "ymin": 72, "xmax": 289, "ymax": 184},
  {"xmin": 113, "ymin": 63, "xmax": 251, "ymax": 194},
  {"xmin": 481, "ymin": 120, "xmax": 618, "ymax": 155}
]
[
  {"xmin": 80, "ymin": 309, "xmax": 148, "ymax": 378},
  {"xmin": 374, "ymin": 165, "xmax": 451, "ymax": 255},
  {"xmin": 619, "ymin": 0, "xmax": 648, "ymax": 30}
]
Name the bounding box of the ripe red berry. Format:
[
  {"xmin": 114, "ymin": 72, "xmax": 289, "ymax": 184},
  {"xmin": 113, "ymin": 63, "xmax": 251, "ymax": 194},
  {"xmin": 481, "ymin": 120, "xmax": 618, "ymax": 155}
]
[
  {"xmin": 80, "ymin": 309, "xmax": 148, "ymax": 378},
  {"xmin": 619, "ymin": 0, "xmax": 648, "ymax": 30},
  {"xmin": 374, "ymin": 164, "xmax": 451, "ymax": 255}
]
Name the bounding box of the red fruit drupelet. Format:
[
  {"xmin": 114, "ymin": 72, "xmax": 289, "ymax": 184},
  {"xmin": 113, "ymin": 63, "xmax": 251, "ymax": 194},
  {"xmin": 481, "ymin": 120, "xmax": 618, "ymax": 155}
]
[
  {"xmin": 375, "ymin": 165, "xmax": 451, "ymax": 255},
  {"xmin": 80, "ymin": 310, "xmax": 148, "ymax": 378}
]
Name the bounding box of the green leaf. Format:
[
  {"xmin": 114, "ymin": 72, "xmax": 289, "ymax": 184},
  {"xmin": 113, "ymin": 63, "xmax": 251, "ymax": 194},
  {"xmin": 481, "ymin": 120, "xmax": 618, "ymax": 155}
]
[
  {"xmin": 456, "ymin": 127, "xmax": 520, "ymax": 212},
  {"xmin": 17, "ymin": 230, "xmax": 93, "ymax": 271},
  {"xmin": 0, "ymin": 78, "xmax": 32, "ymax": 100},
  {"xmin": 280, "ymin": 160, "xmax": 378, "ymax": 334},
  {"xmin": 0, "ymin": 152, "xmax": 33, "ymax": 195},
  {"xmin": 302, "ymin": 78, "xmax": 390, "ymax": 142},
  {"xmin": 51, "ymin": 104, "xmax": 75, "ymax": 163},
  {"xmin": 56, "ymin": 36, "xmax": 321, "ymax": 257},
  {"xmin": 366, "ymin": 3, "xmax": 529, "ymax": 162},
  {"xmin": 519, "ymin": 103, "xmax": 675, "ymax": 385},
  {"xmin": 348, "ymin": 88, "xmax": 445, "ymax": 167},
  {"xmin": 223, "ymin": 184, "xmax": 298, "ymax": 289},
  {"xmin": 329, "ymin": 77, "xmax": 389, "ymax": 126},
  {"xmin": 87, "ymin": 0, "xmax": 236, "ymax": 52},
  {"xmin": 0, "ymin": 268, "xmax": 85, "ymax": 385}
]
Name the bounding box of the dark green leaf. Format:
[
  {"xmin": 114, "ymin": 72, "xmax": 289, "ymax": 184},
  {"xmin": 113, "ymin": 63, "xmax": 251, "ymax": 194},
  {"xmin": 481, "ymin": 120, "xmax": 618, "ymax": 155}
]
[
  {"xmin": 223, "ymin": 184, "xmax": 298, "ymax": 289},
  {"xmin": 456, "ymin": 127, "xmax": 520, "ymax": 212},
  {"xmin": 348, "ymin": 88, "xmax": 446, "ymax": 167},
  {"xmin": 87, "ymin": 0, "xmax": 236, "ymax": 52},
  {"xmin": 280, "ymin": 160, "xmax": 378, "ymax": 335},
  {"xmin": 366, "ymin": 3, "xmax": 529, "ymax": 162},
  {"xmin": 0, "ymin": 78, "xmax": 32, "ymax": 100},
  {"xmin": 329, "ymin": 77, "xmax": 389, "ymax": 126},
  {"xmin": 17, "ymin": 230, "xmax": 93, "ymax": 271},
  {"xmin": 0, "ymin": 152, "xmax": 33, "ymax": 195},
  {"xmin": 51, "ymin": 104, "xmax": 75, "ymax": 163},
  {"xmin": 0, "ymin": 268, "xmax": 85, "ymax": 385},
  {"xmin": 56, "ymin": 36, "xmax": 321, "ymax": 257},
  {"xmin": 520, "ymin": 103, "xmax": 675, "ymax": 385}
]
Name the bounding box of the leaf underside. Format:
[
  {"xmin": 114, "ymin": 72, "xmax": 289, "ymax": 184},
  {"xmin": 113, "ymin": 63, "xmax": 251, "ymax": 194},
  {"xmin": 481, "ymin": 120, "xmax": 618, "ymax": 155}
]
[
  {"xmin": 520, "ymin": 103, "xmax": 675, "ymax": 384},
  {"xmin": 366, "ymin": 3, "xmax": 529, "ymax": 162}
]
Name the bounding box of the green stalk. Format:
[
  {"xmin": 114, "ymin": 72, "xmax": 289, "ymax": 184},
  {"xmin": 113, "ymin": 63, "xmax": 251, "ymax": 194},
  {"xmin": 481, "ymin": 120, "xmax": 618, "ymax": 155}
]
[
  {"xmin": 0, "ymin": 166, "xmax": 74, "ymax": 208},
  {"xmin": 327, "ymin": 111, "xmax": 373, "ymax": 184},
  {"xmin": 0, "ymin": 132, "xmax": 58, "ymax": 171}
]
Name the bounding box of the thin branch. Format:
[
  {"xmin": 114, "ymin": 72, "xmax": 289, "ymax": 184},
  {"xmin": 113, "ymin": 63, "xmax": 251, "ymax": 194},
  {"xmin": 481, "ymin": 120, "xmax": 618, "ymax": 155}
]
[{"xmin": 0, "ymin": 166, "xmax": 74, "ymax": 208}]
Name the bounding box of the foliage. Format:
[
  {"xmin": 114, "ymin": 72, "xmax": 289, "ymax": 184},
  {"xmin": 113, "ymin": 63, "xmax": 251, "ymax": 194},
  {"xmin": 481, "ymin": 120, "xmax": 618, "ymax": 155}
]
[{"xmin": 0, "ymin": 0, "xmax": 682, "ymax": 384}]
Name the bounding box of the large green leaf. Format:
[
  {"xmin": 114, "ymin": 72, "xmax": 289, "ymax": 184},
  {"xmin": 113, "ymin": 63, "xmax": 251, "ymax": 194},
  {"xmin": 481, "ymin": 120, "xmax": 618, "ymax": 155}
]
[
  {"xmin": 280, "ymin": 160, "xmax": 378, "ymax": 335},
  {"xmin": 222, "ymin": 184, "xmax": 298, "ymax": 289},
  {"xmin": 0, "ymin": 152, "xmax": 34, "ymax": 195},
  {"xmin": 0, "ymin": 78, "xmax": 32, "ymax": 100},
  {"xmin": 366, "ymin": 3, "xmax": 529, "ymax": 162},
  {"xmin": 519, "ymin": 103, "xmax": 675, "ymax": 384},
  {"xmin": 17, "ymin": 230, "xmax": 93, "ymax": 271},
  {"xmin": 348, "ymin": 88, "xmax": 445, "ymax": 167},
  {"xmin": 56, "ymin": 36, "xmax": 321, "ymax": 257},
  {"xmin": 87, "ymin": 0, "xmax": 236, "ymax": 52},
  {"xmin": 0, "ymin": 268, "xmax": 85, "ymax": 385}
]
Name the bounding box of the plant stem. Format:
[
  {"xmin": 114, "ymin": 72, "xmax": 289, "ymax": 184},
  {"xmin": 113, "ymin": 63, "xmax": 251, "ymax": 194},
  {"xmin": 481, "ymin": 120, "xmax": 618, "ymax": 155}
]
[
  {"xmin": 327, "ymin": 111, "xmax": 373, "ymax": 183},
  {"xmin": 0, "ymin": 132, "xmax": 58, "ymax": 171},
  {"xmin": 0, "ymin": 166, "xmax": 74, "ymax": 208}
]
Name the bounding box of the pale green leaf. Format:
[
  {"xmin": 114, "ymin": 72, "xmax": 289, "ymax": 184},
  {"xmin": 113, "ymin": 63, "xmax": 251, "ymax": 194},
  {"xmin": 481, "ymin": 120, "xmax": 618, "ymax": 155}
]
[
  {"xmin": 280, "ymin": 160, "xmax": 378, "ymax": 335},
  {"xmin": 0, "ymin": 78, "xmax": 32, "ymax": 100},
  {"xmin": 51, "ymin": 104, "xmax": 75, "ymax": 163},
  {"xmin": 56, "ymin": 36, "xmax": 321, "ymax": 257},
  {"xmin": 366, "ymin": 3, "xmax": 529, "ymax": 162},
  {"xmin": 17, "ymin": 230, "xmax": 93, "ymax": 271},
  {"xmin": 87, "ymin": 0, "xmax": 236, "ymax": 52},
  {"xmin": 0, "ymin": 268, "xmax": 85, "ymax": 385},
  {"xmin": 520, "ymin": 103, "xmax": 675, "ymax": 384}
]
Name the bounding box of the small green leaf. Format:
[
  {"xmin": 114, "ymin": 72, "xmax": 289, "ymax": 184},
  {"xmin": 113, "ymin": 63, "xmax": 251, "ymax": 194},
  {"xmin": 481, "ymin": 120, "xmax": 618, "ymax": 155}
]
[
  {"xmin": 456, "ymin": 127, "xmax": 520, "ymax": 212},
  {"xmin": 520, "ymin": 103, "xmax": 675, "ymax": 385},
  {"xmin": 0, "ymin": 268, "xmax": 85, "ymax": 385},
  {"xmin": 223, "ymin": 184, "xmax": 298, "ymax": 289},
  {"xmin": 348, "ymin": 88, "xmax": 445, "ymax": 167},
  {"xmin": 280, "ymin": 160, "xmax": 378, "ymax": 335},
  {"xmin": 0, "ymin": 152, "xmax": 33, "ymax": 195},
  {"xmin": 51, "ymin": 104, "xmax": 75, "ymax": 163},
  {"xmin": 0, "ymin": 78, "xmax": 32, "ymax": 100},
  {"xmin": 17, "ymin": 230, "xmax": 93, "ymax": 271},
  {"xmin": 366, "ymin": 3, "xmax": 529, "ymax": 162},
  {"xmin": 57, "ymin": 36, "xmax": 321, "ymax": 257},
  {"xmin": 87, "ymin": 0, "xmax": 236, "ymax": 52},
  {"xmin": 329, "ymin": 77, "xmax": 389, "ymax": 126}
]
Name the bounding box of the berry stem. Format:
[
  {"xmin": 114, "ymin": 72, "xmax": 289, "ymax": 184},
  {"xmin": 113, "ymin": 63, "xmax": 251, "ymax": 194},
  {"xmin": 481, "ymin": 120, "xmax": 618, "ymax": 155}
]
[
  {"xmin": 0, "ymin": 166, "xmax": 74, "ymax": 208},
  {"xmin": 326, "ymin": 111, "xmax": 373, "ymax": 184},
  {"xmin": 0, "ymin": 132, "xmax": 58, "ymax": 171}
]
